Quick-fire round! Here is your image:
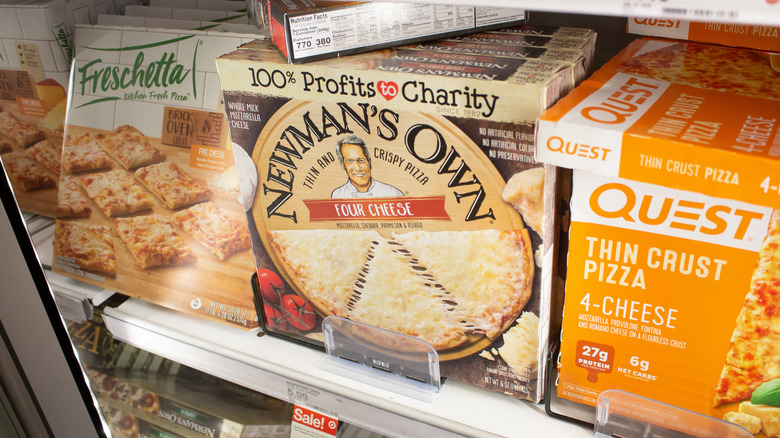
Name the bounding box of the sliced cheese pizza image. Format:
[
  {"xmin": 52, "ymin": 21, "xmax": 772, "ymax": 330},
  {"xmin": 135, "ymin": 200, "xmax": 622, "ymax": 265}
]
[
  {"xmin": 715, "ymin": 210, "xmax": 780, "ymax": 406},
  {"xmin": 267, "ymin": 228, "xmax": 534, "ymax": 351},
  {"xmin": 0, "ymin": 112, "xmax": 45, "ymax": 147},
  {"xmin": 615, "ymin": 41, "xmax": 780, "ymax": 101},
  {"xmin": 97, "ymin": 125, "xmax": 166, "ymax": 170},
  {"xmin": 54, "ymin": 221, "xmax": 117, "ymax": 277}
]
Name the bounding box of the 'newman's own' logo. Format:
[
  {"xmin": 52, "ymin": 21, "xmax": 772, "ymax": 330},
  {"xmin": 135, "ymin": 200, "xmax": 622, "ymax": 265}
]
[{"xmin": 75, "ymin": 35, "xmax": 199, "ymax": 108}]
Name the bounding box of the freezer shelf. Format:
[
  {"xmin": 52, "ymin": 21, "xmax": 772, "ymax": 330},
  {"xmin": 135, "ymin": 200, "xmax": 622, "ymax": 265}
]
[{"xmin": 102, "ymin": 298, "xmax": 592, "ymax": 438}]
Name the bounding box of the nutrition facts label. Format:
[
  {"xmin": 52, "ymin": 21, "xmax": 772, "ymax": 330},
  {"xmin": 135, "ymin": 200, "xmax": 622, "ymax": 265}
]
[{"xmin": 287, "ymin": 5, "xmax": 525, "ymax": 60}]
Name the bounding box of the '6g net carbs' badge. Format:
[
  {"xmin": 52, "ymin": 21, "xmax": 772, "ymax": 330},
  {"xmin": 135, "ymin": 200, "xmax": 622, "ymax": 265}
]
[{"xmin": 291, "ymin": 405, "xmax": 338, "ymax": 438}]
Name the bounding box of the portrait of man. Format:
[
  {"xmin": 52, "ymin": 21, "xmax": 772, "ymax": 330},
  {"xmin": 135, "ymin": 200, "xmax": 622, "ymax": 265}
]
[{"xmin": 331, "ymin": 135, "xmax": 404, "ymax": 198}]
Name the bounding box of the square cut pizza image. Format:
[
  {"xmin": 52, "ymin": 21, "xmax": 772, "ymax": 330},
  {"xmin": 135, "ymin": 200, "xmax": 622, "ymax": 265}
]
[
  {"xmin": 172, "ymin": 201, "xmax": 251, "ymax": 260},
  {"xmin": 134, "ymin": 162, "xmax": 212, "ymax": 209},
  {"xmin": 80, "ymin": 169, "xmax": 155, "ymax": 217},
  {"xmin": 114, "ymin": 214, "xmax": 197, "ymax": 269},
  {"xmin": 27, "ymin": 139, "xmax": 62, "ymax": 174},
  {"xmin": 62, "ymin": 133, "xmax": 113, "ymax": 173},
  {"xmin": 54, "ymin": 221, "xmax": 117, "ymax": 277},
  {"xmin": 1, "ymin": 151, "xmax": 57, "ymax": 192},
  {"xmin": 96, "ymin": 125, "xmax": 165, "ymax": 170},
  {"xmin": 57, "ymin": 176, "xmax": 92, "ymax": 218},
  {"xmin": 0, "ymin": 112, "xmax": 46, "ymax": 147}
]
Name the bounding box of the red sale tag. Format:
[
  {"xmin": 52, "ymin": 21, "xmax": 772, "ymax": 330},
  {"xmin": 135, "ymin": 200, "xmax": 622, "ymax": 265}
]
[{"xmin": 291, "ymin": 405, "xmax": 338, "ymax": 438}]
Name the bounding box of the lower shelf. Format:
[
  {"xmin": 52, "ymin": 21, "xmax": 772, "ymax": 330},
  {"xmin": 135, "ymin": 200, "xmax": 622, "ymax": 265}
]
[{"xmin": 102, "ymin": 299, "xmax": 593, "ymax": 438}]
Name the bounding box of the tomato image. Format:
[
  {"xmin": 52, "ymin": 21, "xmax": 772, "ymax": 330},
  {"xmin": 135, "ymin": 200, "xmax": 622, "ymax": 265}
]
[
  {"xmin": 257, "ymin": 268, "xmax": 284, "ymax": 304},
  {"xmin": 263, "ymin": 304, "xmax": 288, "ymax": 330},
  {"xmin": 282, "ymin": 294, "xmax": 316, "ymax": 331}
]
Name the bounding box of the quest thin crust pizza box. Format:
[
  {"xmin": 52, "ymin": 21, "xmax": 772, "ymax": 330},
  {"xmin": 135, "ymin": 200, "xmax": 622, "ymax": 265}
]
[
  {"xmin": 216, "ymin": 38, "xmax": 571, "ymax": 402},
  {"xmin": 258, "ymin": 0, "xmax": 526, "ymax": 64},
  {"xmin": 51, "ymin": 25, "xmax": 262, "ymax": 330},
  {"xmin": 628, "ymin": 18, "xmax": 780, "ymax": 53},
  {"xmin": 535, "ymin": 39, "xmax": 780, "ymax": 432}
]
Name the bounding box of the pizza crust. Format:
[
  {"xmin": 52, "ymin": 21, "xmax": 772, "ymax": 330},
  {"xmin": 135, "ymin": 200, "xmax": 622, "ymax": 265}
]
[
  {"xmin": 134, "ymin": 161, "xmax": 212, "ymax": 209},
  {"xmin": 172, "ymin": 201, "xmax": 251, "ymax": 260},
  {"xmin": 97, "ymin": 125, "xmax": 165, "ymax": 170},
  {"xmin": 114, "ymin": 214, "xmax": 197, "ymax": 269},
  {"xmin": 57, "ymin": 176, "xmax": 92, "ymax": 218},
  {"xmin": 1, "ymin": 151, "xmax": 57, "ymax": 191},
  {"xmin": 0, "ymin": 112, "xmax": 45, "ymax": 147},
  {"xmin": 81, "ymin": 169, "xmax": 155, "ymax": 217},
  {"xmin": 714, "ymin": 209, "xmax": 780, "ymax": 405},
  {"xmin": 54, "ymin": 220, "xmax": 116, "ymax": 276},
  {"xmin": 62, "ymin": 133, "xmax": 113, "ymax": 173}
]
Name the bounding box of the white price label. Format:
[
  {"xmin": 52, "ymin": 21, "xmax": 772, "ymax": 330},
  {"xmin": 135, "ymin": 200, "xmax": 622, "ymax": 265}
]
[{"xmin": 291, "ymin": 405, "xmax": 339, "ymax": 438}]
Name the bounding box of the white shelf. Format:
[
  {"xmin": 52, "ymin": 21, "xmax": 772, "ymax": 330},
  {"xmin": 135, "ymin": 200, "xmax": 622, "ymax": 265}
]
[
  {"xmin": 381, "ymin": 0, "xmax": 780, "ymax": 26},
  {"xmin": 102, "ymin": 299, "xmax": 593, "ymax": 438}
]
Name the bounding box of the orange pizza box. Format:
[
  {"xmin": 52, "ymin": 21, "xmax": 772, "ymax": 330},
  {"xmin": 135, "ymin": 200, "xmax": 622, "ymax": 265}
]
[
  {"xmin": 50, "ymin": 25, "xmax": 262, "ymax": 330},
  {"xmin": 628, "ymin": 18, "xmax": 780, "ymax": 53},
  {"xmin": 535, "ymin": 38, "xmax": 780, "ymax": 431},
  {"xmin": 257, "ymin": 0, "xmax": 527, "ymax": 64},
  {"xmin": 536, "ymin": 38, "xmax": 780, "ymax": 210},
  {"xmin": 215, "ymin": 36, "xmax": 575, "ymax": 402}
]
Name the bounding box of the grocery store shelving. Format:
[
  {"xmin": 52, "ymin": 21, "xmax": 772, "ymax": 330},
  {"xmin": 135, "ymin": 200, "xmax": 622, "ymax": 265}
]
[{"xmin": 101, "ymin": 298, "xmax": 592, "ymax": 438}]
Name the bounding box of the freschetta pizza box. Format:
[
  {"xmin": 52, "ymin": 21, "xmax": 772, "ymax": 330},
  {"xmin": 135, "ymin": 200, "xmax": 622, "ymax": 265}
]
[
  {"xmin": 628, "ymin": 18, "xmax": 780, "ymax": 53},
  {"xmin": 216, "ymin": 37, "xmax": 570, "ymax": 402},
  {"xmin": 123, "ymin": 4, "xmax": 250, "ymax": 24},
  {"xmin": 257, "ymin": 0, "xmax": 527, "ymax": 64},
  {"xmin": 0, "ymin": 0, "xmax": 81, "ymax": 216},
  {"xmin": 149, "ymin": 0, "xmax": 246, "ymax": 12},
  {"xmin": 51, "ymin": 25, "xmax": 261, "ymax": 330},
  {"xmin": 96, "ymin": 13, "xmax": 261, "ymax": 34},
  {"xmin": 535, "ymin": 38, "xmax": 780, "ymax": 432},
  {"xmin": 88, "ymin": 369, "xmax": 294, "ymax": 438}
]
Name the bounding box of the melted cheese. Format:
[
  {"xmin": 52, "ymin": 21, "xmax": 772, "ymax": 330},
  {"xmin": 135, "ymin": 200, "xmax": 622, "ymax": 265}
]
[
  {"xmin": 391, "ymin": 229, "xmax": 533, "ymax": 339},
  {"xmin": 98, "ymin": 125, "xmax": 165, "ymax": 170},
  {"xmin": 135, "ymin": 162, "xmax": 211, "ymax": 209},
  {"xmin": 27, "ymin": 139, "xmax": 61, "ymax": 173},
  {"xmin": 114, "ymin": 215, "xmax": 196, "ymax": 268},
  {"xmin": 0, "ymin": 112, "xmax": 45, "ymax": 146},
  {"xmin": 268, "ymin": 230, "xmax": 381, "ymax": 316},
  {"xmin": 723, "ymin": 411, "xmax": 762, "ymax": 435},
  {"xmin": 57, "ymin": 176, "xmax": 91, "ymax": 217},
  {"xmin": 62, "ymin": 133, "xmax": 113, "ymax": 173},
  {"xmin": 346, "ymin": 238, "xmax": 469, "ymax": 350},
  {"xmin": 81, "ymin": 169, "xmax": 154, "ymax": 217},
  {"xmin": 502, "ymin": 167, "xmax": 544, "ymax": 237},
  {"xmin": 498, "ymin": 312, "xmax": 540, "ymax": 380},
  {"xmin": 172, "ymin": 201, "xmax": 250, "ymax": 260},
  {"xmin": 54, "ymin": 221, "xmax": 116, "ymax": 276}
]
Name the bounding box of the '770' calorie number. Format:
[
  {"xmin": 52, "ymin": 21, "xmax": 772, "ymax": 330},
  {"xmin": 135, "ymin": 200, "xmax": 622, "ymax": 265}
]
[{"xmin": 295, "ymin": 37, "xmax": 332, "ymax": 50}]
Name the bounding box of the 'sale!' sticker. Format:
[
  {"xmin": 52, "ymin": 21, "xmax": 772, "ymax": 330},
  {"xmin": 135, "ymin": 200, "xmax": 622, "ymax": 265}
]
[
  {"xmin": 576, "ymin": 340, "xmax": 615, "ymax": 383},
  {"xmin": 291, "ymin": 405, "xmax": 338, "ymax": 438}
]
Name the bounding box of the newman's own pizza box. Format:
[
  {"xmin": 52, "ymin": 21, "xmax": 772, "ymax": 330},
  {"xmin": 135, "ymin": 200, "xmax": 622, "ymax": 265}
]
[
  {"xmin": 51, "ymin": 25, "xmax": 261, "ymax": 329},
  {"xmin": 88, "ymin": 369, "xmax": 293, "ymax": 438},
  {"xmin": 216, "ymin": 37, "xmax": 572, "ymax": 402},
  {"xmin": 535, "ymin": 39, "xmax": 780, "ymax": 433},
  {"xmin": 258, "ymin": 0, "xmax": 526, "ymax": 64},
  {"xmin": 628, "ymin": 18, "xmax": 780, "ymax": 53}
]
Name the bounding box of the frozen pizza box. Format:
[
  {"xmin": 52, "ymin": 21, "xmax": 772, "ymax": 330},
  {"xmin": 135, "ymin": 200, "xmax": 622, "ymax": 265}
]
[
  {"xmin": 407, "ymin": 39, "xmax": 589, "ymax": 93},
  {"xmin": 88, "ymin": 369, "xmax": 293, "ymax": 438},
  {"xmin": 258, "ymin": 0, "xmax": 527, "ymax": 64},
  {"xmin": 447, "ymin": 28, "xmax": 596, "ymax": 72},
  {"xmin": 535, "ymin": 38, "xmax": 780, "ymax": 432},
  {"xmin": 51, "ymin": 25, "xmax": 261, "ymax": 330},
  {"xmin": 123, "ymin": 4, "xmax": 250, "ymax": 24},
  {"xmin": 628, "ymin": 18, "xmax": 780, "ymax": 53},
  {"xmin": 96, "ymin": 13, "xmax": 262, "ymax": 34},
  {"xmin": 0, "ymin": 0, "xmax": 82, "ymax": 216},
  {"xmin": 216, "ymin": 38, "xmax": 570, "ymax": 402}
]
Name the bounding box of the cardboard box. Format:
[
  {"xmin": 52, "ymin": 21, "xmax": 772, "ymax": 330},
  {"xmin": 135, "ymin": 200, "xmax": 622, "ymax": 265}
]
[
  {"xmin": 216, "ymin": 37, "xmax": 573, "ymax": 402},
  {"xmin": 259, "ymin": 0, "xmax": 526, "ymax": 63},
  {"xmin": 628, "ymin": 18, "xmax": 780, "ymax": 52},
  {"xmin": 96, "ymin": 13, "xmax": 261, "ymax": 34},
  {"xmin": 124, "ymin": 4, "xmax": 250, "ymax": 24},
  {"xmin": 51, "ymin": 25, "xmax": 260, "ymax": 329},
  {"xmin": 536, "ymin": 38, "xmax": 780, "ymax": 431},
  {"xmin": 89, "ymin": 369, "xmax": 293, "ymax": 438}
]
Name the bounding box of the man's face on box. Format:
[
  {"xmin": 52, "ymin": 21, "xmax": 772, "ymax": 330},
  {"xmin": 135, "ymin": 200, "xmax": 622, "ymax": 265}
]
[{"xmin": 342, "ymin": 143, "xmax": 371, "ymax": 191}]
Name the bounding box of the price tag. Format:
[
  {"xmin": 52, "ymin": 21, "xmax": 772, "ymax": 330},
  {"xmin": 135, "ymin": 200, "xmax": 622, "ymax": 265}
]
[{"xmin": 291, "ymin": 405, "xmax": 338, "ymax": 438}]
